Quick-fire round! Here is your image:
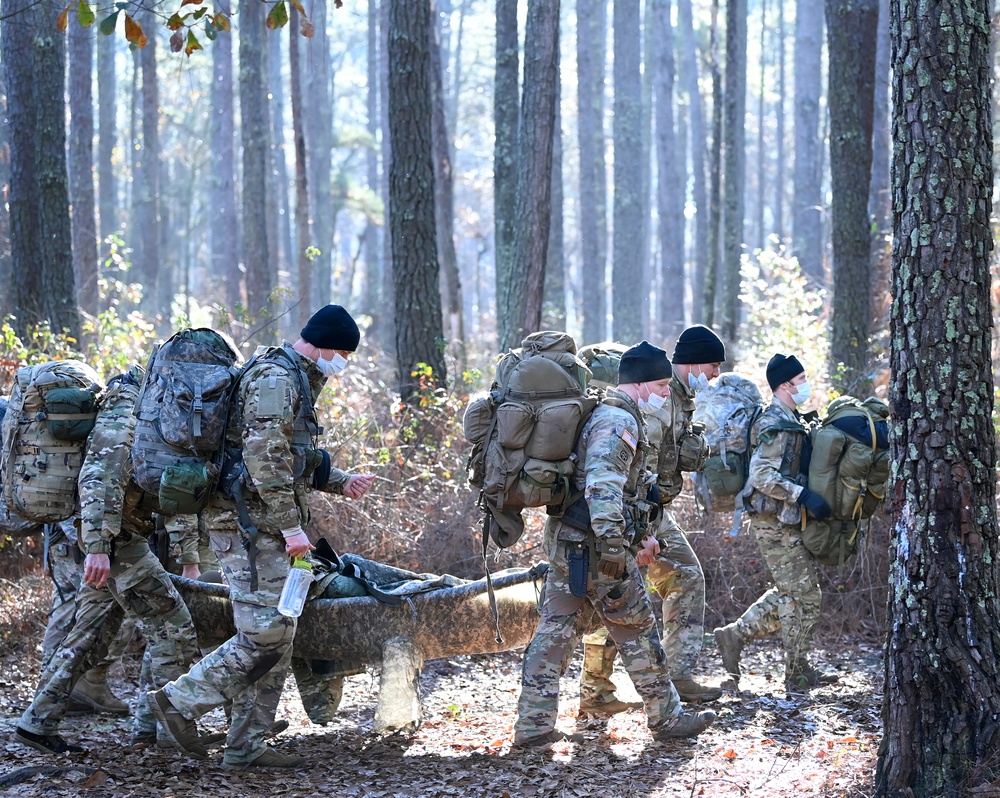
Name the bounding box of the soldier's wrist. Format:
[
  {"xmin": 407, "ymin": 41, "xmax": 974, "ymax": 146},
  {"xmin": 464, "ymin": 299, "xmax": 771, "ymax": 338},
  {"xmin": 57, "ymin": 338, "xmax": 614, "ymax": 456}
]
[
  {"xmin": 281, "ymin": 525, "xmax": 306, "ymax": 539},
  {"xmin": 83, "ymin": 541, "xmax": 111, "ymax": 555}
]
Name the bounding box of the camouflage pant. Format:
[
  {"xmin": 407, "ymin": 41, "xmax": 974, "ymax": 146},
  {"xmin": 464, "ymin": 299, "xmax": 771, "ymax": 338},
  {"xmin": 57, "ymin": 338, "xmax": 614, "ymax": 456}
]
[
  {"xmin": 290, "ymin": 658, "xmax": 345, "ymax": 725},
  {"xmin": 580, "ymin": 511, "xmax": 706, "ymax": 702},
  {"xmin": 41, "ymin": 534, "xmax": 135, "ymax": 674},
  {"xmin": 162, "ymin": 511, "xmax": 297, "ymax": 765},
  {"xmin": 515, "ymin": 540, "xmax": 681, "ymax": 740},
  {"xmin": 732, "ymin": 517, "xmax": 822, "ymax": 668},
  {"xmin": 20, "ymin": 534, "xmax": 198, "ymax": 736}
]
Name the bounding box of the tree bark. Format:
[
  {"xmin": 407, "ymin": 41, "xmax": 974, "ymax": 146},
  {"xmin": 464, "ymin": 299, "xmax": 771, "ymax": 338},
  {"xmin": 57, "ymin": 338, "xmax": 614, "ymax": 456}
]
[
  {"xmin": 611, "ymin": 0, "xmax": 643, "ymax": 344},
  {"xmin": 306, "ymin": 0, "xmax": 333, "ymax": 307},
  {"xmin": 268, "ymin": 26, "xmax": 294, "ymax": 333},
  {"xmin": 826, "ymin": 0, "xmax": 878, "ymax": 394},
  {"xmin": 136, "ymin": 13, "xmax": 163, "ymax": 322},
  {"xmin": 868, "ymin": 0, "xmax": 891, "ymax": 234},
  {"xmin": 290, "ymin": 6, "xmax": 312, "ymax": 339},
  {"xmin": 387, "ymin": 0, "xmax": 447, "ymax": 400},
  {"xmin": 504, "ymin": 0, "xmax": 560, "ymax": 349},
  {"xmin": 705, "ymin": 0, "xmax": 723, "ymax": 327},
  {"xmin": 239, "ymin": 0, "xmax": 274, "ymax": 338},
  {"xmin": 493, "ymin": 0, "xmax": 519, "ymax": 348},
  {"xmin": 542, "ymin": 64, "xmax": 565, "ymax": 331},
  {"xmin": 576, "ymin": 0, "xmax": 608, "ymax": 344},
  {"xmin": 96, "ymin": 30, "xmax": 117, "ymax": 245},
  {"xmin": 652, "ymin": 0, "xmax": 684, "ymax": 342},
  {"xmin": 211, "ymin": 0, "xmax": 241, "ymax": 317},
  {"xmin": 719, "ymin": 0, "xmax": 747, "ymax": 344},
  {"xmin": 876, "ymin": 0, "xmax": 1000, "ymax": 793},
  {"xmin": 678, "ymin": 0, "xmax": 708, "ymax": 322},
  {"xmin": 792, "ymin": 0, "xmax": 825, "ymax": 286},
  {"xmin": 362, "ymin": 0, "xmax": 383, "ymax": 334},
  {"xmin": 68, "ymin": 23, "xmax": 99, "ymax": 323}
]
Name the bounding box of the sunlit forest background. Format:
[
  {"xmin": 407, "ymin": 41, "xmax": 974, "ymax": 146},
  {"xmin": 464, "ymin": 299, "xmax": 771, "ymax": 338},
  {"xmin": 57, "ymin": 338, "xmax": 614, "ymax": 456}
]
[{"xmin": 0, "ymin": 0, "xmax": 975, "ymax": 634}]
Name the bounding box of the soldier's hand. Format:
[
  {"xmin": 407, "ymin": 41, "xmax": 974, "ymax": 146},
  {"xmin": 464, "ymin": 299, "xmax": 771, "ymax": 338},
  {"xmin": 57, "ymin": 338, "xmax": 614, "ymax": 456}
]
[
  {"xmin": 597, "ymin": 538, "xmax": 627, "ymax": 579},
  {"xmin": 83, "ymin": 552, "xmax": 111, "ymax": 589},
  {"xmin": 343, "ymin": 474, "xmax": 376, "ymax": 500},
  {"xmin": 636, "ymin": 535, "xmax": 660, "ymax": 566},
  {"xmin": 281, "ymin": 526, "xmax": 316, "ymax": 558}
]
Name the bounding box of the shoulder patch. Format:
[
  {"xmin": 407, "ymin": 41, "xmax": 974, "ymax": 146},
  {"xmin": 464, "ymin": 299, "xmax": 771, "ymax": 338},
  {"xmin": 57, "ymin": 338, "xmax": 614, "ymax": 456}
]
[
  {"xmin": 621, "ymin": 428, "xmax": 637, "ymax": 452},
  {"xmin": 255, "ymin": 374, "xmax": 290, "ymax": 419}
]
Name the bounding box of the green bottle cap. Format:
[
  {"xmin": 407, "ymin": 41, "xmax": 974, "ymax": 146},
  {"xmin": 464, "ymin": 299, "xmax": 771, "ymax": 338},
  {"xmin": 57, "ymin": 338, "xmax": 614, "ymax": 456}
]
[{"xmin": 292, "ymin": 557, "xmax": 313, "ymax": 571}]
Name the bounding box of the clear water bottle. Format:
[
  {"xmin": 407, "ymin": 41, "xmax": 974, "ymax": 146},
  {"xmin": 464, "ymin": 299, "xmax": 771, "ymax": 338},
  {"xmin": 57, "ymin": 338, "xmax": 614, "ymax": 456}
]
[{"xmin": 277, "ymin": 557, "xmax": 314, "ymax": 618}]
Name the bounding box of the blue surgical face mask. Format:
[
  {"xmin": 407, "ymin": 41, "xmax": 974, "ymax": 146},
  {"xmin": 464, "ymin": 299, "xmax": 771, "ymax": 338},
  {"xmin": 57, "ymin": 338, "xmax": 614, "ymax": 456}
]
[
  {"xmin": 317, "ymin": 352, "xmax": 349, "ymax": 377},
  {"xmin": 687, "ymin": 371, "xmax": 710, "ymax": 392},
  {"xmin": 792, "ymin": 380, "xmax": 812, "ymax": 406}
]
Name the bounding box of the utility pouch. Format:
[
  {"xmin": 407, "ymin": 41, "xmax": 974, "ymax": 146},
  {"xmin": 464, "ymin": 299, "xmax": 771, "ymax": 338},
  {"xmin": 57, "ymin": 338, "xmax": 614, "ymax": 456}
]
[
  {"xmin": 568, "ymin": 542, "xmax": 589, "ymax": 597},
  {"xmin": 560, "ymin": 494, "xmax": 592, "ymax": 533}
]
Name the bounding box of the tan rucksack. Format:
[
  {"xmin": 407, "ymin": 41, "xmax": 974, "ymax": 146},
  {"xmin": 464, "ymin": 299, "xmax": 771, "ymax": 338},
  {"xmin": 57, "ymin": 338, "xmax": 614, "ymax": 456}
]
[
  {"xmin": 464, "ymin": 331, "xmax": 598, "ymax": 548},
  {"xmin": 1, "ymin": 360, "xmax": 104, "ymax": 523}
]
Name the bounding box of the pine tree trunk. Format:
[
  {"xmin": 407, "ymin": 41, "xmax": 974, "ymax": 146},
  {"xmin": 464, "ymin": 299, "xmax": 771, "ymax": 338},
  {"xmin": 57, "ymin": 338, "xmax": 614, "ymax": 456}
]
[
  {"xmin": 576, "ymin": 0, "xmax": 608, "ymax": 344},
  {"xmin": 826, "ymin": 0, "xmax": 878, "ymax": 394},
  {"xmin": 68, "ymin": 24, "xmax": 99, "ymax": 323},
  {"xmin": 494, "ymin": 0, "xmax": 519, "ymax": 348},
  {"xmin": 611, "ymin": 0, "xmax": 643, "ymax": 343},
  {"xmin": 239, "ymin": 0, "xmax": 274, "ymax": 336},
  {"xmin": 793, "ymin": 0, "xmax": 825, "ymax": 286},
  {"xmin": 268, "ymin": 28, "xmax": 294, "ymax": 334},
  {"xmin": 387, "ymin": 0, "xmax": 447, "ymax": 400},
  {"xmin": 290, "ymin": 7, "xmax": 312, "ymax": 338},
  {"xmin": 362, "ymin": 0, "xmax": 383, "ymax": 331},
  {"xmin": 876, "ymin": 0, "xmax": 1000, "ymax": 792},
  {"xmin": 305, "ymin": 0, "xmax": 333, "ymax": 306},
  {"xmin": 543, "ymin": 68, "xmax": 566, "ymax": 331},
  {"xmin": 96, "ymin": 31, "xmax": 117, "ymax": 245}
]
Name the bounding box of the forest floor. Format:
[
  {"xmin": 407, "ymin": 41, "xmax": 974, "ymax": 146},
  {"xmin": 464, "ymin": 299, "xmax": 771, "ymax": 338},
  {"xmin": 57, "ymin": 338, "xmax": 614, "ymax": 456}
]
[{"xmin": 0, "ymin": 574, "xmax": 881, "ymax": 798}]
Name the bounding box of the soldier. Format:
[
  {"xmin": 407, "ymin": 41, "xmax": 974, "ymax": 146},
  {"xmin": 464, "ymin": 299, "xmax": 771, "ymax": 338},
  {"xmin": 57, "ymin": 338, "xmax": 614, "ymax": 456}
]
[
  {"xmin": 40, "ymin": 518, "xmax": 133, "ymax": 717},
  {"xmin": 148, "ymin": 305, "xmax": 375, "ymax": 770},
  {"xmin": 13, "ymin": 368, "xmax": 206, "ymax": 754},
  {"xmin": 579, "ymin": 325, "xmax": 727, "ymax": 713},
  {"xmin": 513, "ymin": 341, "xmax": 715, "ymax": 749},
  {"xmin": 713, "ymin": 353, "xmax": 839, "ymax": 690}
]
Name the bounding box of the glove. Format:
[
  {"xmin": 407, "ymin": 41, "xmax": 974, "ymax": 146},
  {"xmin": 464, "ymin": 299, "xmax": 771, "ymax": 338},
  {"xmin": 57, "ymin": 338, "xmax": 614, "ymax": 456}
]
[
  {"xmin": 797, "ymin": 488, "xmax": 832, "ymax": 520},
  {"xmin": 597, "ymin": 538, "xmax": 627, "ymax": 579}
]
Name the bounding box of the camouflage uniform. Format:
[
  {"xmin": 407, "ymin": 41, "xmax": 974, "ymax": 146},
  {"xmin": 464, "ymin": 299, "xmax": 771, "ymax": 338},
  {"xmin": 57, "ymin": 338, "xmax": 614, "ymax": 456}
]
[
  {"xmin": 159, "ymin": 343, "xmax": 352, "ymax": 766},
  {"xmin": 40, "ymin": 519, "xmax": 136, "ymax": 702},
  {"xmin": 18, "ymin": 371, "xmax": 200, "ymax": 740},
  {"xmin": 580, "ymin": 374, "xmax": 709, "ymax": 703},
  {"xmin": 515, "ymin": 390, "xmax": 684, "ymax": 743},
  {"xmin": 723, "ymin": 398, "xmax": 818, "ymax": 670}
]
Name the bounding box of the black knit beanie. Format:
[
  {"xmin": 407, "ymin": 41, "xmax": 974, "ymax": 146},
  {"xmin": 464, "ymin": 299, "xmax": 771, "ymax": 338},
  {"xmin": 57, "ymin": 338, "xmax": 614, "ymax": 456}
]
[
  {"xmin": 618, "ymin": 341, "xmax": 672, "ymax": 385},
  {"xmin": 766, "ymin": 353, "xmax": 804, "ymax": 390},
  {"xmin": 300, "ymin": 305, "xmax": 361, "ymax": 352},
  {"xmin": 671, "ymin": 324, "xmax": 727, "ymax": 365}
]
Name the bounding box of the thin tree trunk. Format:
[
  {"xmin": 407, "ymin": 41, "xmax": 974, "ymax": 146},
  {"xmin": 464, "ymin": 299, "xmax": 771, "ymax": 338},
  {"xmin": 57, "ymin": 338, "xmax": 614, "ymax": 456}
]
[
  {"xmin": 387, "ymin": 0, "xmax": 447, "ymax": 399},
  {"xmin": 755, "ymin": 0, "xmax": 767, "ymax": 252},
  {"xmin": 653, "ymin": 0, "xmax": 684, "ymax": 341},
  {"xmin": 611, "ymin": 0, "xmax": 643, "ymax": 343},
  {"xmin": 577, "ymin": 0, "xmax": 608, "ymax": 344},
  {"xmin": 96, "ymin": 32, "xmax": 117, "ymax": 245},
  {"xmin": 239, "ymin": 0, "xmax": 274, "ymax": 337},
  {"xmin": 868, "ymin": 0, "xmax": 891, "ymax": 233},
  {"xmin": 363, "ymin": 0, "xmax": 383, "ymax": 331},
  {"xmin": 134, "ymin": 11, "xmax": 162, "ymax": 320},
  {"xmin": 290, "ymin": 6, "xmax": 312, "ymax": 336},
  {"xmin": 826, "ymin": 0, "xmax": 878, "ymax": 394},
  {"xmin": 719, "ymin": 0, "xmax": 747, "ymax": 344},
  {"xmin": 379, "ymin": 0, "xmax": 396, "ymax": 353},
  {"xmin": 68, "ymin": 24, "xmax": 99, "ymax": 323},
  {"xmin": 268, "ymin": 27, "xmax": 294, "ymax": 333},
  {"xmin": 774, "ymin": 0, "xmax": 786, "ymax": 244},
  {"xmin": 705, "ymin": 0, "xmax": 723, "ymax": 327},
  {"xmin": 494, "ymin": 0, "xmax": 519, "ymax": 347},
  {"xmin": 678, "ymin": 0, "xmax": 708, "ymax": 321},
  {"xmin": 306, "ymin": 0, "xmax": 333, "ymax": 306},
  {"xmin": 543, "ymin": 63, "xmax": 566, "ymax": 331},
  {"xmin": 793, "ymin": 0, "xmax": 825, "ymax": 286}
]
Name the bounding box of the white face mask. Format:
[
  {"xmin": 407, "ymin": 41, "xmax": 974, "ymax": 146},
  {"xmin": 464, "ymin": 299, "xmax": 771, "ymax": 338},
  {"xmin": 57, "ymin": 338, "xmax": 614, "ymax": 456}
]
[
  {"xmin": 317, "ymin": 352, "xmax": 349, "ymax": 377},
  {"xmin": 638, "ymin": 385, "xmax": 668, "ymax": 413},
  {"xmin": 687, "ymin": 371, "xmax": 710, "ymax": 392},
  {"xmin": 792, "ymin": 380, "xmax": 812, "ymax": 406}
]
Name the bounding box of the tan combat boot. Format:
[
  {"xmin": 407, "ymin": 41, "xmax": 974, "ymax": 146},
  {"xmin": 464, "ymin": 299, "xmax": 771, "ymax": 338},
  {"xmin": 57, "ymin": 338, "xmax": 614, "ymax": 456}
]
[
  {"xmin": 652, "ymin": 709, "xmax": 716, "ymax": 740},
  {"xmin": 69, "ymin": 664, "xmax": 130, "ymax": 716},
  {"xmin": 671, "ymin": 675, "xmax": 723, "ymax": 703},
  {"xmin": 578, "ymin": 697, "xmax": 643, "ymax": 715},
  {"xmin": 713, "ymin": 624, "xmax": 744, "ymax": 681}
]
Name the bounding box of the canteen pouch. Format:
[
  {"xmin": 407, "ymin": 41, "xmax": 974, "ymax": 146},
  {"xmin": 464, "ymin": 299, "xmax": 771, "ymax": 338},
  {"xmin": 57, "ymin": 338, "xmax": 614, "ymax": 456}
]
[{"xmin": 158, "ymin": 462, "xmax": 212, "ymax": 515}]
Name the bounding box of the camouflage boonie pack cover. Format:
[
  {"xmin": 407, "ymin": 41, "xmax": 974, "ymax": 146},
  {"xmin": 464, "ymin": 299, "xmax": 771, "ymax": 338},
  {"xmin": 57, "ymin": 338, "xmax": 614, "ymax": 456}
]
[
  {"xmin": 690, "ymin": 373, "xmax": 764, "ymax": 511},
  {"xmin": 1, "ymin": 360, "xmax": 104, "ymax": 523},
  {"xmin": 464, "ymin": 331, "xmax": 598, "ymax": 548},
  {"xmin": 131, "ymin": 328, "xmax": 243, "ymax": 516}
]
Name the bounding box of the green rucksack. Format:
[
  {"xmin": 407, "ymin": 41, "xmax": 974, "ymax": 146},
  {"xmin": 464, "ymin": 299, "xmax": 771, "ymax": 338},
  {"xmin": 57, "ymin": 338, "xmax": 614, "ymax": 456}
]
[
  {"xmin": 577, "ymin": 341, "xmax": 628, "ymax": 389},
  {"xmin": 464, "ymin": 331, "xmax": 598, "ymax": 549},
  {"xmin": 1, "ymin": 360, "xmax": 104, "ymax": 523},
  {"xmin": 131, "ymin": 328, "xmax": 243, "ymax": 515},
  {"xmin": 802, "ymin": 396, "xmax": 891, "ymax": 565}
]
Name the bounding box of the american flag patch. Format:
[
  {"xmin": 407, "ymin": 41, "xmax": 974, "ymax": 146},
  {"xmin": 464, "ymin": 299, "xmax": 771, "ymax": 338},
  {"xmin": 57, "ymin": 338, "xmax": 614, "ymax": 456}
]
[{"xmin": 621, "ymin": 429, "xmax": 637, "ymax": 451}]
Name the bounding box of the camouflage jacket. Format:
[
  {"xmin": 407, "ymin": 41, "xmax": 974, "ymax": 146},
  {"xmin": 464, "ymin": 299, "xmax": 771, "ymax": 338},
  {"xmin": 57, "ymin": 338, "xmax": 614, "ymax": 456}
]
[
  {"xmin": 221, "ymin": 342, "xmax": 350, "ymax": 535},
  {"xmin": 745, "ymin": 398, "xmax": 809, "ymax": 525},
  {"xmin": 79, "ymin": 367, "xmax": 162, "ymax": 554},
  {"xmin": 551, "ymin": 388, "xmax": 648, "ymax": 548},
  {"xmin": 644, "ymin": 373, "xmax": 698, "ymax": 505}
]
